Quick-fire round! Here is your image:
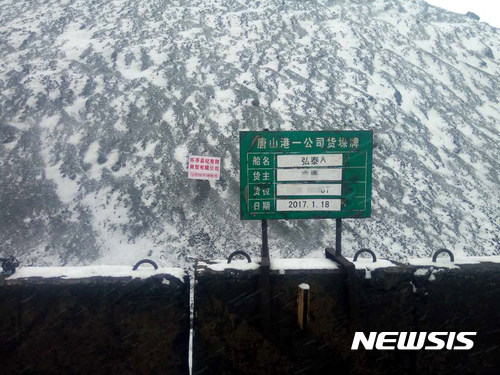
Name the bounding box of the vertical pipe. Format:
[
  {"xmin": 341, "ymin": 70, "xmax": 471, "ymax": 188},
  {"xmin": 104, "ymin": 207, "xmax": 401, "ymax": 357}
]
[
  {"xmin": 335, "ymin": 218, "xmax": 342, "ymax": 256},
  {"xmin": 260, "ymin": 128, "xmax": 271, "ymax": 329},
  {"xmin": 261, "ymin": 219, "xmax": 269, "ymax": 262},
  {"xmin": 261, "ymin": 128, "xmax": 270, "ymax": 265},
  {"xmin": 260, "ymin": 219, "xmax": 271, "ymax": 329}
]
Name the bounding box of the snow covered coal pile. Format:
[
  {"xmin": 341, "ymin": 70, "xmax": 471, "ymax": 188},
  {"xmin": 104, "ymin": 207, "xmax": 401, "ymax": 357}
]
[{"xmin": 0, "ymin": 0, "xmax": 499, "ymax": 267}]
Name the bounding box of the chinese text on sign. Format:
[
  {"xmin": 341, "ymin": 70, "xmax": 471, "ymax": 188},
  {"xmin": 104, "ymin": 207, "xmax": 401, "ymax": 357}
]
[
  {"xmin": 188, "ymin": 155, "xmax": 221, "ymax": 181},
  {"xmin": 240, "ymin": 131, "xmax": 373, "ymax": 220}
]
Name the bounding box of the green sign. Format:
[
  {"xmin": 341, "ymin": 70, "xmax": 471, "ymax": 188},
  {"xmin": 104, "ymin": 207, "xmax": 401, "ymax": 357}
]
[{"xmin": 240, "ymin": 130, "xmax": 373, "ymax": 220}]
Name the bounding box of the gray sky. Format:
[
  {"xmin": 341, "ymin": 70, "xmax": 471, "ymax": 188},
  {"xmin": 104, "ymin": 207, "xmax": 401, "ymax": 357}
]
[{"xmin": 426, "ymin": 0, "xmax": 500, "ymax": 28}]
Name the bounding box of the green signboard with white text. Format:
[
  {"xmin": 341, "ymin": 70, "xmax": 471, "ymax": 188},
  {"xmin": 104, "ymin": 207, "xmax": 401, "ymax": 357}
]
[{"xmin": 240, "ymin": 130, "xmax": 373, "ymax": 220}]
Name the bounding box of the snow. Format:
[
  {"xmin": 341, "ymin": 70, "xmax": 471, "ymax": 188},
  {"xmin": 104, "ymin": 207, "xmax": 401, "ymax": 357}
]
[
  {"xmin": 40, "ymin": 134, "xmax": 81, "ymax": 204},
  {"xmin": 83, "ymin": 141, "xmax": 100, "ymax": 165},
  {"xmin": 307, "ymin": 250, "xmax": 398, "ymax": 270},
  {"xmin": 198, "ymin": 260, "xmax": 260, "ymax": 272},
  {"xmin": 348, "ymin": 258, "xmax": 398, "ymax": 270},
  {"xmin": 56, "ymin": 23, "xmax": 96, "ymax": 60},
  {"xmin": 40, "ymin": 115, "xmax": 60, "ymax": 130},
  {"xmin": 134, "ymin": 140, "xmax": 159, "ymax": 158},
  {"xmin": 414, "ymin": 268, "xmax": 429, "ymax": 276},
  {"xmin": 409, "ymin": 255, "xmax": 500, "ymax": 269},
  {"xmin": 200, "ymin": 255, "xmax": 500, "ymax": 273},
  {"xmin": 7, "ymin": 265, "xmax": 186, "ymax": 282},
  {"xmin": 1, "ymin": 0, "xmax": 499, "ymax": 268},
  {"xmin": 67, "ymin": 131, "xmax": 84, "ymax": 145},
  {"xmin": 270, "ymin": 258, "xmax": 339, "ymax": 271},
  {"xmin": 174, "ymin": 143, "xmax": 189, "ymax": 167},
  {"xmin": 364, "ymin": 268, "xmax": 372, "ymax": 279},
  {"xmin": 43, "ymin": 161, "xmax": 80, "ymax": 204},
  {"xmin": 199, "ymin": 258, "xmax": 340, "ymax": 272}
]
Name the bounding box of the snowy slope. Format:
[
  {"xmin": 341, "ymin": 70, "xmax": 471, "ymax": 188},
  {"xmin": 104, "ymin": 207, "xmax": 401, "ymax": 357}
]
[{"xmin": 0, "ymin": 0, "xmax": 499, "ymax": 267}]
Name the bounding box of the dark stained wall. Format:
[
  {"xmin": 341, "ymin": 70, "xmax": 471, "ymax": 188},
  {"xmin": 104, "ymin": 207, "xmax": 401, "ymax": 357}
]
[
  {"xmin": 193, "ymin": 261, "xmax": 500, "ymax": 375},
  {"xmin": 0, "ymin": 274, "xmax": 190, "ymax": 375}
]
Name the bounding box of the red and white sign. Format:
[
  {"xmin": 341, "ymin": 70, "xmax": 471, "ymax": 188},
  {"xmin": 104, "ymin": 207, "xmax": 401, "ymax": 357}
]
[{"xmin": 188, "ymin": 155, "xmax": 221, "ymax": 180}]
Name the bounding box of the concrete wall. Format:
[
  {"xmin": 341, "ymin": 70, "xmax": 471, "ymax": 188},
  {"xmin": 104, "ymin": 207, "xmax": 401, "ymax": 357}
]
[
  {"xmin": 413, "ymin": 263, "xmax": 500, "ymax": 374},
  {"xmin": 193, "ymin": 259, "xmax": 500, "ymax": 375},
  {"xmin": 1, "ymin": 258, "xmax": 499, "ymax": 375},
  {"xmin": 0, "ymin": 273, "xmax": 190, "ymax": 375}
]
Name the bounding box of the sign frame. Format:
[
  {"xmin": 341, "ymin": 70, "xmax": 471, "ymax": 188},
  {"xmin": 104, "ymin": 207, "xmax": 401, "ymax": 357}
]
[{"xmin": 240, "ymin": 130, "xmax": 373, "ymax": 220}]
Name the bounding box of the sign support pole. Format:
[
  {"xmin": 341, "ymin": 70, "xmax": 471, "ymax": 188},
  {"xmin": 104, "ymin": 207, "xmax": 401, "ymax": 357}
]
[
  {"xmin": 239, "ymin": 129, "xmax": 373, "ymax": 328},
  {"xmin": 260, "ymin": 128, "xmax": 271, "ymax": 265},
  {"xmin": 260, "ymin": 219, "xmax": 271, "ymax": 328},
  {"xmin": 259, "ymin": 130, "xmax": 271, "ymax": 329},
  {"xmin": 335, "ymin": 218, "xmax": 342, "ymax": 256},
  {"xmin": 261, "ymin": 219, "xmax": 269, "ymax": 263},
  {"xmin": 326, "ymin": 218, "xmax": 359, "ymax": 327}
]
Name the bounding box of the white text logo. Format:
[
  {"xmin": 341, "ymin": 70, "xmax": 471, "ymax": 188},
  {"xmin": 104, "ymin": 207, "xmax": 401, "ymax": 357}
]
[{"xmin": 351, "ymin": 332, "xmax": 477, "ymax": 350}]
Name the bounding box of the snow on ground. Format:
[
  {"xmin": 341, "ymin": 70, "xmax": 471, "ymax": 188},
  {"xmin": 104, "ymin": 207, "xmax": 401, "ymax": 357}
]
[
  {"xmin": 0, "ymin": 0, "xmax": 499, "ymax": 268},
  {"xmin": 409, "ymin": 255, "xmax": 500, "ymax": 268},
  {"xmin": 7, "ymin": 265, "xmax": 186, "ymax": 281}
]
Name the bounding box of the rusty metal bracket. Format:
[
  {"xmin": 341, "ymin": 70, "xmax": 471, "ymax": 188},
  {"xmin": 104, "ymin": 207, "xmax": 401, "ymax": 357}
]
[
  {"xmin": 132, "ymin": 259, "xmax": 158, "ymax": 270},
  {"xmin": 227, "ymin": 251, "xmax": 252, "ymax": 263},
  {"xmin": 324, "ymin": 218, "xmax": 359, "ymax": 325},
  {"xmin": 432, "ymin": 248, "xmax": 454, "ymax": 263},
  {"xmin": 326, "ymin": 247, "xmax": 360, "ymax": 326},
  {"xmin": 353, "ymin": 248, "xmax": 377, "ymax": 263}
]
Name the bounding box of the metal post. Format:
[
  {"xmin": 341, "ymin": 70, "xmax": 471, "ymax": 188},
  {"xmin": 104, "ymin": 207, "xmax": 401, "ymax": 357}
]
[
  {"xmin": 261, "ymin": 219, "xmax": 269, "ymax": 264},
  {"xmin": 259, "ymin": 129, "xmax": 271, "ymax": 329},
  {"xmin": 335, "ymin": 218, "xmax": 342, "ymax": 256},
  {"xmin": 260, "ymin": 214, "xmax": 271, "ymax": 330},
  {"xmin": 325, "ymin": 218, "xmax": 359, "ymax": 326}
]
